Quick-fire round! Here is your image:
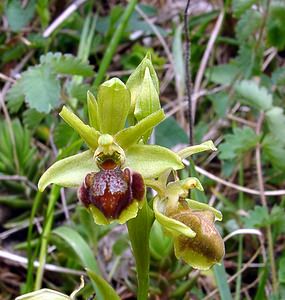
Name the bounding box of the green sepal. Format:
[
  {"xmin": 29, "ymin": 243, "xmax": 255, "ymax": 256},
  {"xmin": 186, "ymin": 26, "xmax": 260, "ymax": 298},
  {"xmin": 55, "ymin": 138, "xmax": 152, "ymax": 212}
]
[
  {"xmin": 177, "ymin": 140, "xmax": 217, "ymax": 159},
  {"xmin": 125, "ymin": 144, "xmax": 184, "ymax": 178},
  {"xmin": 115, "ymin": 109, "xmax": 165, "ymax": 149},
  {"xmin": 38, "ymin": 150, "xmax": 99, "ymax": 191},
  {"xmin": 97, "ymin": 78, "xmax": 131, "ymax": 134},
  {"xmin": 127, "ymin": 53, "xmax": 159, "ymax": 118},
  {"xmin": 59, "ymin": 106, "xmax": 100, "ymax": 149},
  {"xmin": 87, "ymin": 91, "xmax": 99, "ymax": 130},
  {"xmin": 153, "ymin": 197, "xmax": 196, "ymax": 238}
]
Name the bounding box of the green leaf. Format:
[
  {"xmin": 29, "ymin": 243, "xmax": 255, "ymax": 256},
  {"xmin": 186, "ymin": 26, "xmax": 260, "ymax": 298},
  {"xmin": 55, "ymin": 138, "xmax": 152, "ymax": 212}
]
[
  {"xmin": 21, "ymin": 66, "xmax": 60, "ymax": 113},
  {"xmin": 6, "ymin": 0, "xmax": 36, "ymax": 31},
  {"xmin": 272, "ymin": 67, "xmax": 285, "ymax": 86},
  {"xmin": 38, "ymin": 150, "xmax": 99, "ymax": 191},
  {"xmin": 279, "ymin": 257, "xmax": 285, "ymax": 284},
  {"xmin": 6, "ymin": 80, "xmax": 25, "ymax": 113},
  {"xmin": 267, "ymin": 4, "xmax": 285, "ymax": 50},
  {"xmin": 149, "ymin": 220, "xmax": 172, "ymax": 260},
  {"xmin": 232, "ymin": 0, "xmax": 256, "ymax": 17},
  {"xmin": 234, "ymin": 80, "xmax": 272, "ymax": 111},
  {"xmin": 53, "ymin": 122, "xmax": 79, "ymax": 149},
  {"xmin": 53, "ymin": 227, "xmax": 105, "ymax": 300},
  {"xmin": 125, "ymin": 144, "xmax": 183, "ymax": 178},
  {"xmin": 115, "ymin": 109, "xmax": 165, "ymax": 149},
  {"xmin": 127, "ymin": 202, "xmax": 154, "ymax": 300},
  {"xmin": 213, "ymin": 264, "xmax": 233, "ymax": 300},
  {"xmin": 262, "ymin": 135, "xmax": 285, "ymax": 170},
  {"xmin": 59, "ymin": 106, "xmax": 100, "ymax": 149},
  {"xmin": 23, "ymin": 109, "xmax": 45, "ymax": 129},
  {"xmin": 265, "ymin": 107, "xmax": 285, "ymax": 146},
  {"xmin": 86, "ymin": 269, "xmax": 120, "ymax": 300},
  {"xmin": 155, "ymin": 116, "xmax": 188, "ymax": 148},
  {"xmin": 97, "ymin": 78, "xmax": 131, "ymax": 135},
  {"xmin": 40, "ymin": 52, "xmax": 94, "ymax": 77},
  {"xmin": 207, "ymin": 91, "xmax": 228, "ymax": 118},
  {"xmin": 236, "ymin": 9, "xmax": 261, "ymax": 42},
  {"xmin": 219, "ymin": 127, "xmax": 259, "ymax": 160},
  {"xmin": 205, "ymin": 64, "xmax": 240, "ymax": 85},
  {"xmin": 243, "ymin": 206, "xmax": 269, "ymax": 228}
]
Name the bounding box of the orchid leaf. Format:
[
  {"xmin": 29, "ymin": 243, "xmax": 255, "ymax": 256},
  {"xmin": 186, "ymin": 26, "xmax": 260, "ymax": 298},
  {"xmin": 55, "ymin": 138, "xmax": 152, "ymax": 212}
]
[
  {"xmin": 125, "ymin": 144, "xmax": 183, "ymax": 178},
  {"xmin": 38, "ymin": 150, "xmax": 98, "ymax": 191},
  {"xmin": 15, "ymin": 289, "xmax": 70, "ymax": 300},
  {"xmin": 87, "ymin": 269, "xmax": 120, "ymax": 300},
  {"xmin": 115, "ymin": 109, "xmax": 165, "ymax": 149},
  {"xmin": 97, "ymin": 78, "xmax": 131, "ymax": 134},
  {"xmin": 59, "ymin": 106, "xmax": 100, "ymax": 149}
]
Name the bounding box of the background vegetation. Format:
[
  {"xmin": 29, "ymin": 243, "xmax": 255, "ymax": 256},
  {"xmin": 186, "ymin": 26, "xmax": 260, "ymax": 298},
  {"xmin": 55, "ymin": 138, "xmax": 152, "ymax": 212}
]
[{"xmin": 0, "ymin": 0, "xmax": 285, "ymax": 299}]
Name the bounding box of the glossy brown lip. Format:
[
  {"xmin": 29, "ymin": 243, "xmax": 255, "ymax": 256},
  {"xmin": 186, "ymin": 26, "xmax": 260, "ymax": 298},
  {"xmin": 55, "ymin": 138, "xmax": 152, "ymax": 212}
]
[{"xmin": 78, "ymin": 160, "xmax": 145, "ymax": 219}]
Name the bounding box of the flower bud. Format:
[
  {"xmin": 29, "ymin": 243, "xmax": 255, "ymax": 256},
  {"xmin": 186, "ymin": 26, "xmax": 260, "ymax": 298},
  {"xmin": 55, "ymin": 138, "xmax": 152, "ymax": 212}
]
[
  {"xmin": 126, "ymin": 54, "xmax": 160, "ymax": 128},
  {"xmin": 168, "ymin": 204, "xmax": 225, "ymax": 270}
]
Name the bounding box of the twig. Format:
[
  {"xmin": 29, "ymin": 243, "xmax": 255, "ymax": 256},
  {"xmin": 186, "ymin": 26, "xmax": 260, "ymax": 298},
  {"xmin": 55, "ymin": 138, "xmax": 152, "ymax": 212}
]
[
  {"xmin": 192, "ymin": 9, "xmax": 225, "ymax": 122},
  {"xmin": 255, "ymin": 113, "xmax": 278, "ymax": 293},
  {"xmin": 43, "ymin": 0, "xmax": 88, "ymax": 38},
  {"xmin": 182, "ymin": 162, "xmax": 285, "ymax": 196},
  {"xmin": 0, "ymin": 249, "xmax": 85, "ymax": 276},
  {"xmin": 184, "ymin": 0, "xmax": 194, "ymax": 145},
  {"xmin": 135, "ymin": 6, "xmax": 174, "ymax": 68}
]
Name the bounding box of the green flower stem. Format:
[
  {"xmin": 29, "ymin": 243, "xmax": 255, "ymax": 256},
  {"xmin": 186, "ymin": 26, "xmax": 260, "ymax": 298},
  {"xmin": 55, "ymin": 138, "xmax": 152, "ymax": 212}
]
[
  {"xmin": 127, "ymin": 202, "xmax": 154, "ymax": 300},
  {"xmin": 25, "ymin": 191, "xmax": 44, "ymax": 293},
  {"xmin": 92, "ymin": 0, "xmax": 137, "ymax": 88},
  {"xmin": 34, "ymin": 185, "xmax": 60, "ymax": 290}
]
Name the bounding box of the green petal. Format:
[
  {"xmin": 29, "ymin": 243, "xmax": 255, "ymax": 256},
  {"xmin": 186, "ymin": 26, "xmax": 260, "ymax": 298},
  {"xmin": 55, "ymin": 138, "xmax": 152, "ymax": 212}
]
[
  {"xmin": 186, "ymin": 199, "xmax": 223, "ymax": 221},
  {"xmin": 115, "ymin": 109, "xmax": 165, "ymax": 149},
  {"xmin": 153, "ymin": 197, "xmax": 196, "ymax": 238},
  {"xmin": 97, "ymin": 78, "xmax": 131, "ymax": 134},
  {"xmin": 38, "ymin": 150, "xmax": 99, "ymax": 191},
  {"xmin": 59, "ymin": 106, "xmax": 100, "ymax": 150},
  {"xmin": 89, "ymin": 201, "xmax": 139, "ymax": 225},
  {"xmin": 87, "ymin": 91, "xmax": 100, "ymax": 130},
  {"xmin": 125, "ymin": 144, "xmax": 183, "ymax": 178},
  {"xmin": 178, "ymin": 140, "xmax": 217, "ymax": 159}
]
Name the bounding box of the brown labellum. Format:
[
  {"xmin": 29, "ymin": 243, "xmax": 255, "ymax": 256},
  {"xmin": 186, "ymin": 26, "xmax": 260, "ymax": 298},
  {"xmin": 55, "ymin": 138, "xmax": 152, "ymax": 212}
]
[{"xmin": 78, "ymin": 159, "xmax": 145, "ymax": 219}]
